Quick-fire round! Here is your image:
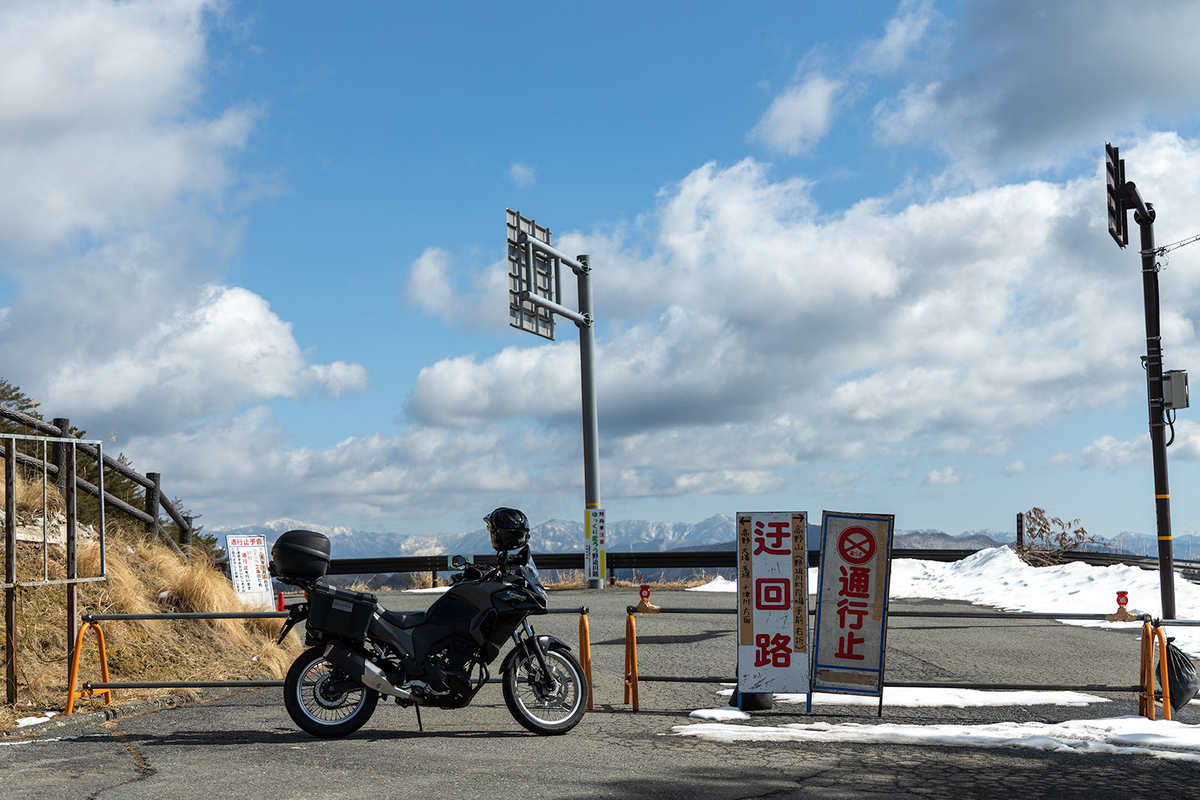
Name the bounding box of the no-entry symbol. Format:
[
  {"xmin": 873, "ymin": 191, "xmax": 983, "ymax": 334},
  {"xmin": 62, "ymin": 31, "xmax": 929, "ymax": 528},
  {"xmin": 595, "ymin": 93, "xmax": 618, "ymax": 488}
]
[{"xmin": 837, "ymin": 527, "xmax": 876, "ymax": 565}]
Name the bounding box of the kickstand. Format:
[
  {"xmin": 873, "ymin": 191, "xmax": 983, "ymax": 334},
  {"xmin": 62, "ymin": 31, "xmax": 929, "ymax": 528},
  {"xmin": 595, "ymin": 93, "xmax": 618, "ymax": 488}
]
[{"xmin": 414, "ymin": 704, "xmax": 423, "ymax": 732}]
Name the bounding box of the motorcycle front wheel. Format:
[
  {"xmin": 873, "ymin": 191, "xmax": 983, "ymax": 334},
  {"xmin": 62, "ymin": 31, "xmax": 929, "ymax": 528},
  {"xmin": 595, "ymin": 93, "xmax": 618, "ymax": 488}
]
[
  {"xmin": 502, "ymin": 644, "xmax": 587, "ymax": 734},
  {"xmin": 283, "ymin": 646, "xmax": 378, "ymax": 738}
]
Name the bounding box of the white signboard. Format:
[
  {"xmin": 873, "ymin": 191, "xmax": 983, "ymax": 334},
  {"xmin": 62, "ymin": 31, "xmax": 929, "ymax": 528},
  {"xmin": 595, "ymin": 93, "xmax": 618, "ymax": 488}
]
[
  {"xmin": 585, "ymin": 508, "xmax": 606, "ymax": 584},
  {"xmin": 811, "ymin": 512, "xmax": 894, "ymax": 703},
  {"xmin": 225, "ymin": 535, "xmax": 274, "ymax": 609},
  {"xmin": 736, "ymin": 512, "xmax": 809, "ymax": 696}
]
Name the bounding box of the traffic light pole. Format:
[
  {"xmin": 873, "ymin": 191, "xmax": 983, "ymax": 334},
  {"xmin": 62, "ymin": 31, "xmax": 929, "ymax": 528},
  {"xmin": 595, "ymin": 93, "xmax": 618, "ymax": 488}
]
[
  {"xmin": 1107, "ymin": 144, "xmax": 1176, "ymax": 620},
  {"xmin": 1135, "ymin": 200, "xmax": 1177, "ymax": 620}
]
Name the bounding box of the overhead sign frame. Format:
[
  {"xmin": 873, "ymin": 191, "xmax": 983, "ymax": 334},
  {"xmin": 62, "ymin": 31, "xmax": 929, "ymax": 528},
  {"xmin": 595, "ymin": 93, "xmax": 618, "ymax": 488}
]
[{"xmin": 506, "ymin": 209, "xmax": 559, "ymax": 340}]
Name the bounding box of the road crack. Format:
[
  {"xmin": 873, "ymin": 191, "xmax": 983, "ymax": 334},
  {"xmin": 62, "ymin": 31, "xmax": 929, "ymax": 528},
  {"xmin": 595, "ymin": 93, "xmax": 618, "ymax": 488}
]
[{"xmin": 87, "ymin": 731, "xmax": 157, "ymax": 799}]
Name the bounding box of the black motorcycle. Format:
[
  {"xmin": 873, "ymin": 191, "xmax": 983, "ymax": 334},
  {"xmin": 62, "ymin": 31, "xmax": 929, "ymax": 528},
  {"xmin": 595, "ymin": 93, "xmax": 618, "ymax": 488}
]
[{"xmin": 270, "ymin": 529, "xmax": 587, "ymax": 738}]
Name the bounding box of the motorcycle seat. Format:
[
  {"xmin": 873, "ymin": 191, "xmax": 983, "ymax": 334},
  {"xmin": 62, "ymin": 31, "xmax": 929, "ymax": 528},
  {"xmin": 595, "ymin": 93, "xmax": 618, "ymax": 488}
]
[{"xmin": 380, "ymin": 609, "xmax": 426, "ymax": 629}]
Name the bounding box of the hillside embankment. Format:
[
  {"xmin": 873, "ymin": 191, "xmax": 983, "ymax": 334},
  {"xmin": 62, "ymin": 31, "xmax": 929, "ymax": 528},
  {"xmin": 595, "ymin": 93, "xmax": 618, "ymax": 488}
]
[{"xmin": 0, "ymin": 463, "xmax": 302, "ymax": 730}]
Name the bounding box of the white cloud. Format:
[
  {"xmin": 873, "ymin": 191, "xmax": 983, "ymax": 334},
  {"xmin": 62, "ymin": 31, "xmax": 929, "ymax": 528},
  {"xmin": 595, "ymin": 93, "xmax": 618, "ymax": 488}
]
[
  {"xmin": 0, "ymin": 1, "xmax": 367, "ymax": 441},
  {"xmin": 0, "ymin": 0, "xmax": 255, "ymax": 251},
  {"xmin": 1080, "ymin": 434, "xmax": 1146, "ymax": 470},
  {"xmin": 128, "ymin": 409, "xmax": 538, "ymax": 523},
  {"xmin": 857, "ymin": 0, "xmax": 940, "ymax": 74},
  {"xmin": 925, "ymin": 467, "xmax": 967, "ymax": 485},
  {"xmin": 872, "ymin": 0, "xmax": 1200, "ymax": 179},
  {"xmin": 509, "ymin": 162, "xmax": 536, "ymax": 188},
  {"xmin": 37, "ymin": 284, "xmax": 367, "ymax": 434},
  {"xmin": 404, "ymin": 247, "xmax": 457, "ymax": 321},
  {"xmin": 406, "ymin": 342, "xmax": 581, "ymax": 427},
  {"xmin": 749, "ymin": 73, "xmax": 843, "ymax": 156},
  {"xmin": 405, "ymin": 130, "xmax": 1200, "ymax": 500},
  {"xmin": 402, "ymin": 247, "xmax": 511, "ymax": 329}
]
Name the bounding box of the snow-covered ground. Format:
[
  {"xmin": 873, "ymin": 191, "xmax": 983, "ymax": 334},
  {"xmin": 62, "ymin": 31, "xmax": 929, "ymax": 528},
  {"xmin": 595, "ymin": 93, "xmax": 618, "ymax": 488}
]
[
  {"xmin": 680, "ymin": 546, "xmax": 1200, "ymax": 761},
  {"xmin": 689, "ymin": 546, "xmax": 1200, "ymax": 653}
]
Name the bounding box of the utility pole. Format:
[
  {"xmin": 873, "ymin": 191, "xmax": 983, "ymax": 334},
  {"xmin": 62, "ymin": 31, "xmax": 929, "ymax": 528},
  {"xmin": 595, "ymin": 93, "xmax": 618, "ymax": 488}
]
[{"xmin": 1106, "ymin": 143, "xmax": 1178, "ymax": 619}]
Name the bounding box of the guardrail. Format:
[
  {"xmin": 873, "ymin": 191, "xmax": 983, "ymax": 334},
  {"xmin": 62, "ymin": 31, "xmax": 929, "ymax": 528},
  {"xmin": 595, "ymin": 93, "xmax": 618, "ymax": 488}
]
[
  {"xmin": 318, "ymin": 548, "xmax": 1200, "ymax": 587},
  {"xmin": 323, "ymin": 550, "xmax": 982, "ymax": 576}
]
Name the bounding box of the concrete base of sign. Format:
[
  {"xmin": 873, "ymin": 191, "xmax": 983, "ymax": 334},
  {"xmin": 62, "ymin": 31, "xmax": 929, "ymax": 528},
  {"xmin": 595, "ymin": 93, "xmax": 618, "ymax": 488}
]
[{"xmin": 730, "ymin": 689, "xmax": 774, "ymax": 711}]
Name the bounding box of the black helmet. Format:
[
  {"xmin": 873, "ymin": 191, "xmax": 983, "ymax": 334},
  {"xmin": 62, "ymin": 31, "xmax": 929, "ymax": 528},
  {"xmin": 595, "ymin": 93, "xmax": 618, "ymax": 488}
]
[{"xmin": 485, "ymin": 507, "xmax": 530, "ymax": 552}]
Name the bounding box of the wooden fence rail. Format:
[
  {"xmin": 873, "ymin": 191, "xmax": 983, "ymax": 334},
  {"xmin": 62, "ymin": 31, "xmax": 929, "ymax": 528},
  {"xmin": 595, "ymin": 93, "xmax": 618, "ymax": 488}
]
[{"xmin": 0, "ymin": 406, "xmax": 191, "ymax": 557}]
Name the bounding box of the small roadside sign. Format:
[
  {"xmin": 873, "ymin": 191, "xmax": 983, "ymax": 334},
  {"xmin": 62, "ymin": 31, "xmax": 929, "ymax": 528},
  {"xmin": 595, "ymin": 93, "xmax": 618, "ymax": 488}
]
[
  {"xmin": 736, "ymin": 511, "xmax": 809, "ymax": 696},
  {"xmin": 811, "ymin": 511, "xmax": 894, "ymax": 707},
  {"xmin": 225, "ymin": 535, "xmax": 274, "ymax": 609},
  {"xmin": 585, "ymin": 508, "xmax": 606, "ymax": 586}
]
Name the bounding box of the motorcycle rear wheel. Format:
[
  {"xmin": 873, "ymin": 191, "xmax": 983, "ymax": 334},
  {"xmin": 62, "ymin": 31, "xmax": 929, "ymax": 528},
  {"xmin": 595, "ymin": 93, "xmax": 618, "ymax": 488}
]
[
  {"xmin": 284, "ymin": 646, "xmax": 379, "ymax": 738},
  {"xmin": 502, "ymin": 644, "xmax": 587, "ymax": 734}
]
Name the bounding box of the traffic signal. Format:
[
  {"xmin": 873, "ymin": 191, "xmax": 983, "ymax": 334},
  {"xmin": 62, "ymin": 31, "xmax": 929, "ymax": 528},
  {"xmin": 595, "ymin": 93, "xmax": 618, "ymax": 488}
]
[{"xmin": 1106, "ymin": 143, "xmax": 1128, "ymax": 248}]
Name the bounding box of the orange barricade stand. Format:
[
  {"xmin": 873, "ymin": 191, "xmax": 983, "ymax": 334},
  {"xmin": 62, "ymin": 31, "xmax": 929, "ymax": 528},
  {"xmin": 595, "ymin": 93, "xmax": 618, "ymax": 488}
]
[
  {"xmin": 578, "ymin": 610, "xmax": 594, "ymax": 711},
  {"xmin": 624, "ymin": 612, "xmax": 640, "ymax": 711},
  {"xmin": 1139, "ymin": 621, "xmax": 1172, "ymax": 720},
  {"xmin": 65, "ymin": 621, "xmax": 112, "ymax": 715}
]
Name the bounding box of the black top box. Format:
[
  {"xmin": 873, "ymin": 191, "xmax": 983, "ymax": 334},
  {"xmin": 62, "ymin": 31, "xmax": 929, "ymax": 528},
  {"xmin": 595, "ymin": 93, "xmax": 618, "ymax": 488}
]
[{"xmin": 271, "ymin": 530, "xmax": 331, "ymax": 579}]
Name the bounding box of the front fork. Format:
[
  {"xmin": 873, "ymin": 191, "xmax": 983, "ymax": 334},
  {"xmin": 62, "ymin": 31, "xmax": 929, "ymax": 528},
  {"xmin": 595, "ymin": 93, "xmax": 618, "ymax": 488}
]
[{"xmin": 512, "ymin": 619, "xmax": 558, "ymax": 692}]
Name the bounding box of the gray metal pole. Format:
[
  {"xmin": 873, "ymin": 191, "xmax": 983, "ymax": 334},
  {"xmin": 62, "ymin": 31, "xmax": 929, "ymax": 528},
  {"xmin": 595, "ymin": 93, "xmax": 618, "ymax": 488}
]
[
  {"xmin": 5, "ymin": 438, "xmax": 17, "ymax": 705},
  {"xmin": 1136, "ymin": 202, "xmax": 1176, "ymax": 619},
  {"xmin": 576, "ymin": 254, "xmax": 603, "ymax": 589}
]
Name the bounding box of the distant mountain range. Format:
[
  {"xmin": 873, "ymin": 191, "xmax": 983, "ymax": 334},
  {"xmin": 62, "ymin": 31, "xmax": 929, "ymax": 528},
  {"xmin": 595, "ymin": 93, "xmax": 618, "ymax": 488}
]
[
  {"xmin": 212, "ymin": 515, "xmax": 1200, "ymax": 585},
  {"xmin": 212, "ymin": 514, "xmax": 740, "ymax": 560},
  {"xmin": 211, "ymin": 514, "xmax": 1200, "ymax": 563}
]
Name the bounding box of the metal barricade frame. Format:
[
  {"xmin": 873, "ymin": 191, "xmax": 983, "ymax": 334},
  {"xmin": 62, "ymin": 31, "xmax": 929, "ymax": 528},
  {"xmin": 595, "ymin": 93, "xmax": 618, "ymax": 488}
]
[
  {"xmin": 623, "ymin": 603, "xmax": 1169, "ymax": 716},
  {"xmin": 67, "ymin": 605, "xmax": 595, "ymax": 713}
]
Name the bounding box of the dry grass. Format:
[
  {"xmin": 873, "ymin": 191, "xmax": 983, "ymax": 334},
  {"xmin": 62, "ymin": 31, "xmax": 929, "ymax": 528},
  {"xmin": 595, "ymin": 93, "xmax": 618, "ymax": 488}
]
[
  {"xmin": 0, "ymin": 461, "xmax": 65, "ymax": 517},
  {"xmin": 405, "ymin": 572, "xmax": 434, "ymax": 590},
  {"xmin": 0, "ymin": 503, "xmax": 303, "ymax": 730}
]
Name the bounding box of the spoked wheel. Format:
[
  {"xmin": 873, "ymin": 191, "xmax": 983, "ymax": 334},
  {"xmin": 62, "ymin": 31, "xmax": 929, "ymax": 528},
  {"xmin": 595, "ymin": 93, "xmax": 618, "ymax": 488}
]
[
  {"xmin": 502, "ymin": 644, "xmax": 587, "ymax": 734},
  {"xmin": 283, "ymin": 646, "xmax": 378, "ymax": 738}
]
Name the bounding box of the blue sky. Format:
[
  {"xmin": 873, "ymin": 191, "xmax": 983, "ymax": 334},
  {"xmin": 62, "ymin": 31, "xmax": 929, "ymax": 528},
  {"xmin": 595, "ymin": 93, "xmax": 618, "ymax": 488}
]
[{"xmin": 6, "ymin": 0, "xmax": 1200, "ymax": 541}]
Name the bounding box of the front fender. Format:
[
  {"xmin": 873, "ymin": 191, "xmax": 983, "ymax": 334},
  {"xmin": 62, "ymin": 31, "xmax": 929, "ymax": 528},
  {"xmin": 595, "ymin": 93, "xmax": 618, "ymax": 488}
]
[{"xmin": 500, "ymin": 634, "xmax": 571, "ymax": 674}]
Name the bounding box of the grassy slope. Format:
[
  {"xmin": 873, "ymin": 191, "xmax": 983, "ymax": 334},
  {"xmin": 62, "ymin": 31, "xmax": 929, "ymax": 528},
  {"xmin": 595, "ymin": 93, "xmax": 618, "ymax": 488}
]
[{"xmin": 1, "ymin": 464, "xmax": 303, "ymax": 729}]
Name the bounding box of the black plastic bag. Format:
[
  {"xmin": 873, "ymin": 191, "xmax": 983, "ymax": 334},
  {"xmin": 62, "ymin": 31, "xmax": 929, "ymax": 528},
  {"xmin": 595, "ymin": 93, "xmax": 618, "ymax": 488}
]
[{"xmin": 1157, "ymin": 637, "xmax": 1200, "ymax": 712}]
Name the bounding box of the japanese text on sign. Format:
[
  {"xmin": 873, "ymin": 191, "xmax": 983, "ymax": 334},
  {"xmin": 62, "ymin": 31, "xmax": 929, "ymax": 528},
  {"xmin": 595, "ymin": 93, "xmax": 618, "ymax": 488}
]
[
  {"xmin": 737, "ymin": 512, "xmax": 808, "ymax": 695},
  {"xmin": 225, "ymin": 535, "xmax": 274, "ymax": 610},
  {"xmin": 585, "ymin": 508, "xmax": 606, "ymax": 584},
  {"xmin": 812, "ymin": 513, "xmax": 894, "ymax": 697}
]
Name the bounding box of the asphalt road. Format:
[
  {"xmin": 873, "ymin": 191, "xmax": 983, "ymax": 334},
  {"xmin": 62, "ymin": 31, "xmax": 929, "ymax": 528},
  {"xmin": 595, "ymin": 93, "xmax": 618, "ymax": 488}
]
[{"xmin": 4, "ymin": 585, "xmax": 1198, "ymax": 799}]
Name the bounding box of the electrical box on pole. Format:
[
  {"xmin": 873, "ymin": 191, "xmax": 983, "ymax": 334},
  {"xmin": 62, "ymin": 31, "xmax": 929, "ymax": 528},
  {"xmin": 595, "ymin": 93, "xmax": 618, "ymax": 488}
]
[
  {"xmin": 505, "ymin": 209, "xmax": 606, "ymax": 589},
  {"xmin": 1163, "ymin": 370, "xmax": 1189, "ymax": 410}
]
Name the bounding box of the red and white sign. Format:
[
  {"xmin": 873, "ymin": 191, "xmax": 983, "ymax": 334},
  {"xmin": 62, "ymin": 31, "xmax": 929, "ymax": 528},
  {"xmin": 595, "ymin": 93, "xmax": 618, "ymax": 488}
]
[
  {"xmin": 225, "ymin": 535, "xmax": 273, "ymax": 609},
  {"xmin": 737, "ymin": 512, "xmax": 808, "ymax": 694},
  {"xmin": 812, "ymin": 512, "xmax": 894, "ymax": 698}
]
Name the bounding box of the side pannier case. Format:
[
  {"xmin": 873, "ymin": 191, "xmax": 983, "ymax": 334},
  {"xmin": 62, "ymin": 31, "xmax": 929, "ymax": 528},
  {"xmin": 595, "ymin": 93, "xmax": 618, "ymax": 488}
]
[
  {"xmin": 271, "ymin": 530, "xmax": 331, "ymax": 580},
  {"xmin": 308, "ymin": 584, "xmax": 377, "ymax": 639}
]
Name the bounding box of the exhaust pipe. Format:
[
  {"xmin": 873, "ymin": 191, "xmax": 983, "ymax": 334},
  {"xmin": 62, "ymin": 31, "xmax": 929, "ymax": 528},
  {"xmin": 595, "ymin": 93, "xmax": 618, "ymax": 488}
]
[{"xmin": 324, "ymin": 641, "xmax": 416, "ymax": 701}]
